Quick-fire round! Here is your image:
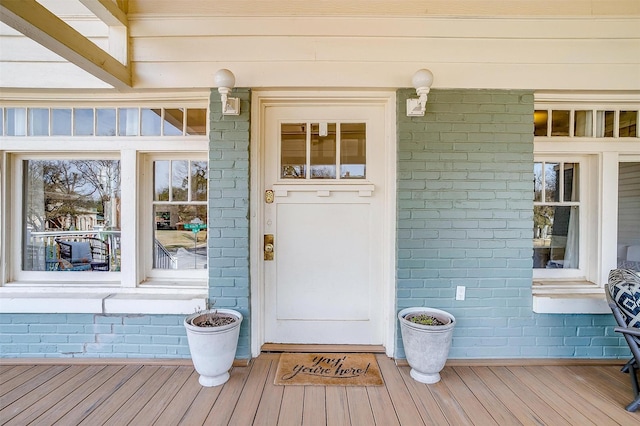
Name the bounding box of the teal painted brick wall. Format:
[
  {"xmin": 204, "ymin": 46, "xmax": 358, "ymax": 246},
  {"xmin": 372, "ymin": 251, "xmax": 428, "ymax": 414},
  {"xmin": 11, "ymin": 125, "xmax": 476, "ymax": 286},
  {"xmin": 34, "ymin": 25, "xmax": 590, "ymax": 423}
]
[
  {"xmin": 208, "ymin": 88, "xmax": 251, "ymax": 359},
  {"xmin": 0, "ymin": 314, "xmax": 189, "ymax": 358},
  {"xmin": 395, "ymin": 88, "xmax": 626, "ymax": 359}
]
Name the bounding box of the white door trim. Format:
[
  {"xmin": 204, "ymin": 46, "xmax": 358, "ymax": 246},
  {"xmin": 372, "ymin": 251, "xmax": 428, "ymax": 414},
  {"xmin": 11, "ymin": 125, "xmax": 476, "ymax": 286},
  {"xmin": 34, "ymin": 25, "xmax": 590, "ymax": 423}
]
[{"xmin": 249, "ymin": 90, "xmax": 397, "ymax": 357}]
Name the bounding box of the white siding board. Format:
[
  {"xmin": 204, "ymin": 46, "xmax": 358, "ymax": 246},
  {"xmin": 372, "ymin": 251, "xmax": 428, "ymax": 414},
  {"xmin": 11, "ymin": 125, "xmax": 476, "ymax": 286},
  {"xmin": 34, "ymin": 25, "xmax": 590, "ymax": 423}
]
[
  {"xmin": 0, "ymin": 36, "xmax": 108, "ymax": 61},
  {"xmin": 132, "ymin": 36, "xmax": 639, "ymax": 65},
  {"xmin": 128, "ymin": 0, "xmax": 639, "ymax": 17},
  {"xmin": 130, "ymin": 17, "xmax": 640, "ymax": 39},
  {"xmin": 133, "ymin": 61, "xmax": 640, "ymax": 90},
  {"xmin": 0, "ymin": 62, "xmax": 111, "ymax": 88}
]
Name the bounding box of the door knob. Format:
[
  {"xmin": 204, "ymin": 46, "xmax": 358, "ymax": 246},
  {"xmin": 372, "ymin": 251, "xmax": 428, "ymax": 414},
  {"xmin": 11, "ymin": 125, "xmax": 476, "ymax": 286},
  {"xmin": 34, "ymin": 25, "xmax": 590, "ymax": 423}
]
[{"xmin": 264, "ymin": 234, "xmax": 274, "ymax": 261}]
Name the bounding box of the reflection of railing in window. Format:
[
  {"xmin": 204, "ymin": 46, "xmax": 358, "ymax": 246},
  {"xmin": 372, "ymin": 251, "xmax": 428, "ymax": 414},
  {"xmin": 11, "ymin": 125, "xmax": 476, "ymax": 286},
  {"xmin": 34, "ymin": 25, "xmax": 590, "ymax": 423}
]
[
  {"xmin": 26, "ymin": 230, "xmax": 178, "ymax": 271},
  {"xmin": 27, "ymin": 230, "xmax": 120, "ymax": 272},
  {"xmin": 154, "ymin": 238, "xmax": 178, "ymax": 269}
]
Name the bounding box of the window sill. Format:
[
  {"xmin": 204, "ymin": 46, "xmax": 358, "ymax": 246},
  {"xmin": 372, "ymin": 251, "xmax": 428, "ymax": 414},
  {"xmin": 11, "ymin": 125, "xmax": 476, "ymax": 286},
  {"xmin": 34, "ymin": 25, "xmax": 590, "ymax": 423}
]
[
  {"xmin": 0, "ymin": 286, "xmax": 207, "ymax": 315},
  {"xmin": 532, "ymin": 280, "xmax": 609, "ymax": 314}
]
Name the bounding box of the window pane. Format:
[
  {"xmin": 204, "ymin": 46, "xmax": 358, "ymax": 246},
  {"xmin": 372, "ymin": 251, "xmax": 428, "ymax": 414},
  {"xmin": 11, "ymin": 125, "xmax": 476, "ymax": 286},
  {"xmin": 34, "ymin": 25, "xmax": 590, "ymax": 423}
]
[
  {"xmin": 6, "ymin": 107, "xmax": 26, "ymax": 136},
  {"xmin": 154, "ymin": 160, "xmax": 170, "ymax": 201},
  {"xmin": 52, "ymin": 109, "xmax": 72, "ymax": 136},
  {"xmin": 0, "ymin": 108, "xmax": 3, "ymax": 135},
  {"xmin": 74, "ymin": 108, "xmax": 94, "ymax": 136},
  {"xmin": 533, "ymin": 205, "xmax": 579, "ymax": 269},
  {"xmin": 190, "ymin": 161, "xmax": 208, "ymax": 201},
  {"xmin": 563, "ymin": 163, "xmax": 579, "ymax": 202},
  {"xmin": 141, "ymin": 108, "xmax": 161, "ymax": 136},
  {"xmin": 186, "ymin": 108, "xmax": 207, "ymax": 135},
  {"xmin": 172, "ymin": 160, "xmax": 189, "ymax": 201},
  {"xmin": 596, "ymin": 110, "xmax": 615, "ymax": 137},
  {"xmin": 544, "ymin": 163, "xmax": 559, "ymax": 202},
  {"xmin": 281, "ymin": 123, "xmax": 306, "ymax": 179},
  {"xmin": 534, "ymin": 110, "xmax": 548, "ymax": 136},
  {"xmin": 617, "ymin": 162, "xmax": 640, "ymax": 272},
  {"xmin": 310, "ymin": 123, "xmax": 336, "ymax": 179},
  {"xmin": 153, "ymin": 205, "xmax": 207, "ymax": 269},
  {"xmin": 619, "ymin": 111, "xmax": 637, "ymax": 137},
  {"xmin": 341, "ymin": 123, "xmax": 366, "ymax": 179},
  {"xmin": 23, "ymin": 159, "xmax": 121, "ymax": 272},
  {"xmin": 574, "ymin": 111, "xmax": 593, "ymax": 137},
  {"xmin": 28, "ymin": 108, "xmax": 49, "ymax": 136},
  {"xmin": 163, "ymin": 108, "xmax": 183, "ymax": 136},
  {"xmin": 96, "ymin": 108, "xmax": 116, "ymax": 136},
  {"xmin": 533, "ymin": 162, "xmax": 543, "ymax": 202},
  {"xmin": 118, "ymin": 108, "xmax": 139, "ymax": 136},
  {"xmin": 551, "ymin": 110, "xmax": 570, "ymax": 136}
]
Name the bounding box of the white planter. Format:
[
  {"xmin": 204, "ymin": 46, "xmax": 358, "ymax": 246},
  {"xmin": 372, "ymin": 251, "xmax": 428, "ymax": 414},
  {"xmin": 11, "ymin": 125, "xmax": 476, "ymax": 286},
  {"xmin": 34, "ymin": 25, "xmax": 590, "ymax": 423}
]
[
  {"xmin": 398, "ymin": 307, "xmax": 455, "ymax": 384},
  {"xmin": 184, "ymin": 308, "xmax": 243, "ymax": 387}
]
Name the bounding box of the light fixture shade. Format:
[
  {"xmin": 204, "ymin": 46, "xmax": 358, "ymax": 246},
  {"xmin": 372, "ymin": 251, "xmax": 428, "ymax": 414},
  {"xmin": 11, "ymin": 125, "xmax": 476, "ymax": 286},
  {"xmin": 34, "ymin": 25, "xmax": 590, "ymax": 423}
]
[
  {"xmin": 214, "ymin": 69, "xmax": 236, "ymax": 88},
  {"xmin": 412, "ymin": 69, "xmax": 434, "ymax": 89}
]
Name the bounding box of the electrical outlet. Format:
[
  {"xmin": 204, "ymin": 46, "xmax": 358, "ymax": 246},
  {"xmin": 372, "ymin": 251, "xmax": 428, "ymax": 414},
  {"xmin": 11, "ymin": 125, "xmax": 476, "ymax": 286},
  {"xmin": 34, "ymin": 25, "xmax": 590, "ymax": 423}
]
[{"xmin": 456, "ymin": 286, "xmax": 466, "ymax": 301}]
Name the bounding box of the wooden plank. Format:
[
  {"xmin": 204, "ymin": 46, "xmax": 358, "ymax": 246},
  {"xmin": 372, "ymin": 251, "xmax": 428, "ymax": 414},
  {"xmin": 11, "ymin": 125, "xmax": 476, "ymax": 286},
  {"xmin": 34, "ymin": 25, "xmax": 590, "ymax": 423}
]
[
  {"xmin": 540, "ymin": 366, "xmax": 640, "ymax": 425},
  {"xmin": 518, "ymin": 366, "xmax": 617, "ymax": 425},
  {"xmin": 277, "ymin": 385, "xmax": 304, "ymax": 424},
  {"xmin": 0, "ymin": 366, "xmax": 36, "ymax": 386},
  {"xmin": 152, "ymin": 370, "xmax": 202, "ymax": 426},
  {"xmin": 8, "ymin": 365, "xmax": 117, "ymax": 425},
  {"xmin": 366, "ymin": 383, "xmax": 400, "ymax": 426},
  {"xmin": 1, "ymin": 366, "xmax": 97, "ymax": 424},
  {"xmin": 100, "ymin": 366, "xmax": 177, "ymax": 425},
  {"xmin": 78, "ymin": 366, "xmax": 161, "ymax": 425},
  {"xmin": 325, "ymin": 386, "xmax": 350, "ymax": 426},
  {"xmin": 490, "ymin": 367, "xmax": 572, "ymax": 426},
  {"xmin": 452, "ymin": 367, "xmax": 520, "ymax": 425},
  {"xmin": 397, "ymin": 367, "xmax": 448, "ymax": 425},
  {"xmin": 471, "ymin": 366, "xmax": 547, "ymax": 425},
  {"xmin": 204, "ymin": 363, "xmax": 251, "ymax": 425},
  {"xmin": 177, "ymin": 380, "xmax": 222, "ymax": 425},
  {"xmin": 346, "ymin": 387, "xmax": 375, "ymax": 425},
  {"xmin": 507, "ymin": 366, "xmax": 597, "ymax": 426},
  {"xmin": 261, "ymin": 343, "xmax": 385, "ymax": 353},
  {"xmin": 253, "ymin": 355, "xmax": 284, "ymax": 424},
  {"xmin": 0, "ymin": 365, "xmax": 54, "ymax": 397},
  {"xmin": 127, "ymin": 366, "xmax": 193, "ymax": 425},
  {"xmin": 376, "ymin": 355, "xmax": 426, "ymax": 425},
  {"xmin": 439, "ymin": 367, "xmax": 495, "ymax": 425},
  {"xmin": 425, "ymin": 370, "xmax": 474, "ymax": 426},
  {"xmin": 227, "ymin": 356, "xmax": 272, "ymax": 425},
  {"xmin": 52, "ymin": 365, "xmax": 142, "ymax": 424},
  {"xmin": 567, "ymin": 365, "xmax": 638, "ymax": 409},
  {"xmin": 0, "ymin": 365, "xmax": 67, "ymax": 407},
  {"xmin": 302, "ymin": 386, "xmax": 326, "ymax": 426},
  {"xmin": 0, "ymin": 0, "xmax": 131, "ymax": 89}
]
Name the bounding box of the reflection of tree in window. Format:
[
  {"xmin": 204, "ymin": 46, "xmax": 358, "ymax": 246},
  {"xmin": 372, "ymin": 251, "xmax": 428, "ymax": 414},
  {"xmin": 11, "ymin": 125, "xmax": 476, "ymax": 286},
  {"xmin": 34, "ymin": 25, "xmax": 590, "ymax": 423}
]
[{"xmin": 25, "ymin": 160, "xmax": 121, "ymax": 232}]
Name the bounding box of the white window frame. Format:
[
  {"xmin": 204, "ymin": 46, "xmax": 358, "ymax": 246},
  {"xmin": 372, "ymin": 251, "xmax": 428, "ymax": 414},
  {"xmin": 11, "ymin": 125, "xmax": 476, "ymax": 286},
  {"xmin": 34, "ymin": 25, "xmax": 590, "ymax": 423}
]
[
  {"xmin": 0, "ymin": 94, "xmax": 210, "ymax": 314},
  {"xmin": 533, "ymin": 92, "xmax": 640, "ymax": 313},
  {"xmin": 142, "ymin": 154, "xmax": 209, "ymax": 283},
  {"xmin": 533, "ymin": 156, "xmax": 589, "ymax": 281}
]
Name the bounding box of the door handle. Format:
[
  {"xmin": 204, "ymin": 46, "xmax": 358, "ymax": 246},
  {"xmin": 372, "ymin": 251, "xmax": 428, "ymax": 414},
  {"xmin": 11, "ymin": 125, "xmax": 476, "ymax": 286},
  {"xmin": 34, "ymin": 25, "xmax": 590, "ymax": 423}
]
[{"xmin": 264, "ymin": 234, "xmax": 274, "ymax": 261}]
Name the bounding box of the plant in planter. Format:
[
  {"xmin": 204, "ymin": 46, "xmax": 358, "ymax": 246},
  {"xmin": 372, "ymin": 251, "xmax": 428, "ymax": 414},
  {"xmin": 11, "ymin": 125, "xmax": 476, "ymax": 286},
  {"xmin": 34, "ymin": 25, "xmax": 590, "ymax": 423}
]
[
  {"xmin": 398, "ymin": 307, "xmax": 455, "ymax": 384},
  {"xmin": 184, "ymin": 307, "xmax": 243, "ymax": 387}
]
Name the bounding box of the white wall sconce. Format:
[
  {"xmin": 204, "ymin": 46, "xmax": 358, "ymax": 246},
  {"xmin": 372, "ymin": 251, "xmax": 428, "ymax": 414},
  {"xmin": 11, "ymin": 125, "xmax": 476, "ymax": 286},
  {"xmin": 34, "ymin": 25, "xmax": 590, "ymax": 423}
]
[
  {"xmin": 214, "ymin": 69, "xmax": 240, "ymax": 115},
  {"xmin": 406, "ymin": 68, "xmax": 434, "ymax": 117}
]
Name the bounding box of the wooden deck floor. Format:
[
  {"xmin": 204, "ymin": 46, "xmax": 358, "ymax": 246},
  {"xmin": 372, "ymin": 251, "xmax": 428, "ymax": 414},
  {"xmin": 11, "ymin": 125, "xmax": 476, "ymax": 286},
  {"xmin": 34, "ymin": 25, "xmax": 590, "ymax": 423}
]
[{"xmin": 1, "ymin": 354, "xmax": 639, "ymax": 425}]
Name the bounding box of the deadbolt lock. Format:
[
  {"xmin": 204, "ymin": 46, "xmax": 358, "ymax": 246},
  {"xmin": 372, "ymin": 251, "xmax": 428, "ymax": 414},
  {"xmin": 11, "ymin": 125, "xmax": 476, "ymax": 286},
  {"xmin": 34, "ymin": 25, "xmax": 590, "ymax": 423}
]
[{"xmin": 264, "ymin": 234, "xmax": 274, "ymax": 261}]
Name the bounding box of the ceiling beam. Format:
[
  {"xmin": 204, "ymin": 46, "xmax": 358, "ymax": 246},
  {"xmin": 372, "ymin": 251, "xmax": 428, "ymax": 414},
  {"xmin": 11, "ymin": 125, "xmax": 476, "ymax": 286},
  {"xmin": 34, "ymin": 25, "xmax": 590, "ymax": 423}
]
[
  {"xmin": 0, "ymin": 0, "xmax": 131, "ymax": 90},
  {"xmin": 79, "ymin": 0, "xmax": 128, "ymax": 26}
]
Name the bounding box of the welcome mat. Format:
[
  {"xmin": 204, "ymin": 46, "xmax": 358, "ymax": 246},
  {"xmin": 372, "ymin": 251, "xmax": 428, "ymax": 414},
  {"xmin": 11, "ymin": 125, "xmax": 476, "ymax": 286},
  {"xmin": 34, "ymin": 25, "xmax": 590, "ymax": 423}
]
[{"xmin": 274, "ymin": 353, "xmax": 384, "ymax": 386}]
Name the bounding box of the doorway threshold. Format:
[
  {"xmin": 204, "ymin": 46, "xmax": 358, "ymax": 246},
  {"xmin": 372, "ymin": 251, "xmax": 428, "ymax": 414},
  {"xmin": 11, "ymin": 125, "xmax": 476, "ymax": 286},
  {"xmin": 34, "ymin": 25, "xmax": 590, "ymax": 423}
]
[{"xmin": 261, "ymin": 343, "xmax": 385, "ymax": 353}]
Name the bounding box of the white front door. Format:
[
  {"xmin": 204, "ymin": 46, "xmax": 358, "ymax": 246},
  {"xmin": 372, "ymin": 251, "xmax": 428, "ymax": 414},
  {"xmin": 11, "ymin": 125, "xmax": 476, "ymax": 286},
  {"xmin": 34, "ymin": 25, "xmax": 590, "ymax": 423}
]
[{"xmin": 261, "ymin": 100, "xmax": 389, "ymax": 345}]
